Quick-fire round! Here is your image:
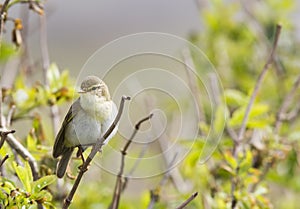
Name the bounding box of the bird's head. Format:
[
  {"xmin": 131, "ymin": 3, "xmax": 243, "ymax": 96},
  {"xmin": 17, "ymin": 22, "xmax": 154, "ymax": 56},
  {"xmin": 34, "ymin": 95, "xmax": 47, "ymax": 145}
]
[{"xmin": 78, "ymin": 76, "xmax": 111, "ymax": 101}]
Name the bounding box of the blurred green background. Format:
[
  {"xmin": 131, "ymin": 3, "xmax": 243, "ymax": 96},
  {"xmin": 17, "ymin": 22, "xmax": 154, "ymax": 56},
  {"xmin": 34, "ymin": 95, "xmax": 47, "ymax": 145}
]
[{"xmin": 1, "ymin": 0, "xmax": 300, "ymax": 209}]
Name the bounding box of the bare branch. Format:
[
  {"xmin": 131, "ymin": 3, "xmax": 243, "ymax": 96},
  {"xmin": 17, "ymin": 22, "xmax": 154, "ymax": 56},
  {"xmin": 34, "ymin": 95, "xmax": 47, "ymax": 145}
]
[
  {"xmin": 0, "ymin": 154, "xmax": 9, "ymax": 168},
  {"xmin": 0, "ymin": 0, "xmax": 11, "ymax": 48},
  {"xmin": 175, "ymin": 192, "xmax": 198, "ymax": 209},
  {"xmin": 127, "ymin": 143, "xmax": 148, "ymax": 176},
  {"xmin": 119, "ymin": 144, "xmax": 149, "ymax": 193},
  {"xmin": 109, "ymin": 113, "xmax": 153, "ymax": 209},
  {"xmin": 0, "ymin": 127, "xmax": 39, "ymax": 180},
  {"xmin": 235, "ymin": 24, "xmax": 282, "ymax": 154},
  {"xmin": 0, "ymin": 88, "xmax": 2, "ymax": 128},
  {"xmin": 39, "ymin": 14, "xmax": 49, "ymax": 85},
  {"xmin": 38, "ymin": 12, "xmax": 61, "ymax": 135},
  {"xmin": 6, "ymin": 105, "xmax": 16, "ymax": 127},
  {"xmin": 0, "ymin": 129, "xmax": 15, "ymax": 149},
  {"xmin": 275, "ymin": 74, "xmax": 300, "ymax": 133},
  {"xmin": 144, "ymin": 95, "xmax": 188, "ymax": 193},
  {"xmin": 62, "ymin": 96, "xmax": 130, "ymax": 209},
  {"xmin": 182, "ymin": 48, "xmax": 206, "ymax": 123},
  {"xmin": 230, "ymin": 24, "xmax": 282, "ymax": 208},
  {"xmin": 226, "ymin": 125, "xmax": 238, "ymax": 142}
]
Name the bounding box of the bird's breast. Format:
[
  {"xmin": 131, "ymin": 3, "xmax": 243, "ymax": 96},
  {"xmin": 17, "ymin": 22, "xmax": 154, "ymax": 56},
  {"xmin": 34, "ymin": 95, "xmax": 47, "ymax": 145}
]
[
  {"xmin": 65, "ymin": 110, "xmax": 101, "ymax": 147},
  {"xmin": 80, "ymin": 94, "xmax": 113, "ymax": 121}
]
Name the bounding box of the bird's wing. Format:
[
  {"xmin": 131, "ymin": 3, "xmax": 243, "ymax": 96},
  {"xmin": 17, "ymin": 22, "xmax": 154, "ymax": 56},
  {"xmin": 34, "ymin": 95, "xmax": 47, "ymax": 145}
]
[{"xmin": 52, "ymin": 98, "xmax": 82, "ymax": 158}]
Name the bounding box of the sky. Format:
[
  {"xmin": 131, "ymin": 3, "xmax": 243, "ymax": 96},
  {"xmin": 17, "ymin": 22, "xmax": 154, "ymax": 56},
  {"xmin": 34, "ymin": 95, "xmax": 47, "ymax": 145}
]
[{"xmin": 41, "ymin": 0, "xmax": 202, "ymax": 74}]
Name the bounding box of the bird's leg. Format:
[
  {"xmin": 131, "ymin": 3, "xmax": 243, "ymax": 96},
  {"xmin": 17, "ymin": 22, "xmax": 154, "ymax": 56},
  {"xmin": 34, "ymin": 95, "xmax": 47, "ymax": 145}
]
[
  {"xmin": 77, "ymin": 146, "xmax": 88, "ymax": 172},
  {"xmin": 76, "ymin": 146, "xmax": 85, "ymax": 162}
]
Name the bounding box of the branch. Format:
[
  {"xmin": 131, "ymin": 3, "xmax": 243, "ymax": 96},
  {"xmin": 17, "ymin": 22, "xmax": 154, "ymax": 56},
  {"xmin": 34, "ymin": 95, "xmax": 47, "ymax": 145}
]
[
  {"xmin": 0, "ymin": 127, "xmax": 39, "ymax": 180},
  {"xmin": 182, "ymin": 48, "xmax": 206, "ymax": 123},
  {"xmin": 175, "ymin": 192, "xmax": 198, "ymax": 209},
  {"xmin": 62, "ymin": 96, "xmax": 130, "ymax": 209},
  {"xmin": 0, "ymin": 0, "xmax": 11, "ymax": 48},
  {"xmin": 231, "ymin": 24, "xmax": 282, "ymax": 208},
  {"xmin": 39, "ymin": 14, "xmax": 49, "ymax": 85},
  {"xmin": 128, "ymin": 145, "xmax": 148, "ymax": 176},
  {"xmin": 275, "ymin": 74, "xmax": 300, "ymax": 133},
  {"xmin": 0, "ymin": 129, "xmax": 15, "ymax": 149},
  {"xmin": 109, "ymin": 113, "xmax": 153, "ymax": 209},
  {"xmin": 6, "ymin": 105, "xmax": 15, "ymax": 127},
  {"xmin": 144, "ymin": 95, "xmax": 187, "ymax": 193},
  {"xmin": 0, "ymin": 86, "xmax": 2, "ymax": 128},
  {"xmin": 0, "ymin": 154, "xmax": 9, "ymax": 168},
  {"xmin": 234, "ymin": 24, "xmax": 282, "ymax": 154},
  {"xmin": 38, "ymin": 12, "xmax": 61, "ymax": 135}
]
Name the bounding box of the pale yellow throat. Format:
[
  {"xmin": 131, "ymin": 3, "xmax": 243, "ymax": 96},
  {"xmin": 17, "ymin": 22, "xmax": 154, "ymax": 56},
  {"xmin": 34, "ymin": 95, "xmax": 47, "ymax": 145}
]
[{"xmin": 80, "ymin": 92, "xmax": 113, "ymax": 121}]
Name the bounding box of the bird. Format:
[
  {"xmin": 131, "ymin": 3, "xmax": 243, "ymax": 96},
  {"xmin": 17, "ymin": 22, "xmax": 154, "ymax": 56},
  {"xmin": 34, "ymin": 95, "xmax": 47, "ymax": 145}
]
[{"xmin": 52, "ymin": 76, "xmax": 118, "ymax": 178}]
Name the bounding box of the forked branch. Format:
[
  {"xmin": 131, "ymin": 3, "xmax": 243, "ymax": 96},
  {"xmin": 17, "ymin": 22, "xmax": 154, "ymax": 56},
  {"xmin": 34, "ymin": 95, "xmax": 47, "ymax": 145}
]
[{"xmin": 109, "ymin": 113, "xmax": 153, "ymax": 209}]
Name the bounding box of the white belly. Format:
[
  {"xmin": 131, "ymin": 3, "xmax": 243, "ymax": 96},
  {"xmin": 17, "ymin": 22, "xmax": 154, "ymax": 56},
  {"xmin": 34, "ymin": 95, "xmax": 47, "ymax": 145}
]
[
  {"xmin": 65, "ymin": 110, "xmax": 101, "ymax": 147},
  {"xmin": 64, "ymin": 101, "xmax": 118, "ymax": 148}
]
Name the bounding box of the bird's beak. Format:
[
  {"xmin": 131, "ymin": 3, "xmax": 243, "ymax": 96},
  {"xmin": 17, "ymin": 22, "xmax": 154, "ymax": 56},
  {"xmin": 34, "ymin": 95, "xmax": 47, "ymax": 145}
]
[{"xmin": 77, "ymin": 90, "xmax": 87, "ymax": 94}]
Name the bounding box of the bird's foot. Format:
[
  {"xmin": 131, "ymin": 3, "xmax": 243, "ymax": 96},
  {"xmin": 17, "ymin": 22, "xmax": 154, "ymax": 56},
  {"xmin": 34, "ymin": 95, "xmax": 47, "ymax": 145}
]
[{"xmin": 78, "ymin": 164, "xmax": 89, "ymax": 173}]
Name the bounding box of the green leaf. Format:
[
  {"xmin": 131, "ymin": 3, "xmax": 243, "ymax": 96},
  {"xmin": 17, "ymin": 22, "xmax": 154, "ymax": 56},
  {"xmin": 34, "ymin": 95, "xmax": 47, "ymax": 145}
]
[
  {"xmin": 239, "ymin": 149, "xmax": 253, "ymax": 173},
  {"xmin": 224, "ymin": 89, "xmax": 247, "ymax": 107},
  {"xmin": 32, "ymin": 190, "xmax": 53, "ymax": 202},
  {"xmin": 213, "ymin": 104, "xmax": 227, "ymax": 133},
  {"xmin": 32, "ymin": 175, "xmax": 56, "ymax": 195},
  {"xmin": 0, "ymin": 42, "xmax": 18, "ymax": 62},
  {"xmin": 12, "ymin": 161, "xmax": 33, "ymax": 192},
  {"xmin": 27, "ymin": 132, "xmax": 37, "ymax": 151},
  {"xmin": 224, "ymin": 151, "xmax": 238, "ymax": 169},
  {"xmin": 229, "ymin": 103, "xmax": 270, "ymax": 127}
]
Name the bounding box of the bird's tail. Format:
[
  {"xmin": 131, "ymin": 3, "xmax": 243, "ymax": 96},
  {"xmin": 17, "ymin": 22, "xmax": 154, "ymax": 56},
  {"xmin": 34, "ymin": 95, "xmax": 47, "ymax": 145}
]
[{"xmin": 56, "ymin": 148, "xmax": 73, "ymax": 178}]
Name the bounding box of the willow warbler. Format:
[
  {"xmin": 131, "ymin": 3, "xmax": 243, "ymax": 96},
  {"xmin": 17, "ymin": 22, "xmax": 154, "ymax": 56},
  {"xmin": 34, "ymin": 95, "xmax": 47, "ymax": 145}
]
[{"xmin": 52, "ymin": 76, "xmax": 118, "ymax": 178}]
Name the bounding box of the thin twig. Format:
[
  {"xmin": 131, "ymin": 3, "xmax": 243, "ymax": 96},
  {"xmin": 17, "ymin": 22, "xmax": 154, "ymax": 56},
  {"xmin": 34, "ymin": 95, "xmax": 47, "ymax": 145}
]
[
  {"xmin": 39, "ymin": 14, "xmax": 49, "ymax": 85},
  {"xmin": 62, "ymin": 96, "xmax": 130, "ymax": 209},
  {"xmin": 119, "ymin": 143, "xmax": 149, "ymax": 193},
  {"xmin": 230, "ymin": 24, "xmax": 282, "ymax": 209},
  {"xmin": 175, "ymin": 192, "xmax": 198, "ymax": 209},
  {"xmin": 235, "ymin": 24, "xmax": 282, "ymax": 154},
  {"xmin": 226, "ymin": 125, "xmax": 238, "ymax": 142},
  {"xmin": 275, "ymin": 74, "xmax": 300, "ymax": 133},
  {"xmin": 6, "ymin": 105, "xmax": 16, "ymax": 127},
  {"xmin": 182, "ymin": 48, "xmax": 206, "ymax": 123},
  {"xmin": 0, "ymin": 84, "xmax": 2, "ymax": 128},
  {"xmin": 0, "ymin": 129, "xmax": 15, "ymax": 149},
  {"xmin": 249, "ymin": 74, "xmax": 300, "ymax": 194},
  {"xmin": 286, "ymin": 103, "xmax": 300, "ymax": 121},
  {"xmin": 1, "ymin": 127, "xmax": 39, "ymax": 179},
  {"xmin": 144, "ymin": 96, "xmax": 187, "ymax": 193},
  {"xmin": 0, "ymin": 154, "xmax": 9, "ymax": 168},
  {"xmin": 0, "ymin": 0, "xmax": 11, "ymax": 48},
  {"xmin": 109, "ymin": 113, "xmax": 153, "ymax": 209},
  {"xmin": 38, "ymin": 12, "xmax": 60, "ymax": 135},
  {"xmin": 239, "ymin": 0, "xmax": 285, "ymax": 77},
  {"xmin": 127, "ymin": 143, "xmax": 149, "ymax": 177}
]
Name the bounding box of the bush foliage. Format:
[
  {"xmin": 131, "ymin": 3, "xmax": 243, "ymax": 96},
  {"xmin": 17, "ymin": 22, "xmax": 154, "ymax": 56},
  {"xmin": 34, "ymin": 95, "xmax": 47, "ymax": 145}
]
[{"xmin": 1, "ymin": 0, "xmax": 300, "ymax": 208}]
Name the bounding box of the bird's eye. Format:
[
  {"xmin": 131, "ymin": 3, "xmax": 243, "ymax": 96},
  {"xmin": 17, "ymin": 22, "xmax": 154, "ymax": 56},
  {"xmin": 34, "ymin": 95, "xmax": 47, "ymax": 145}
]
[{"xmin": 91, "ymin": 86, "xmax": 97, "ymax": 91}]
